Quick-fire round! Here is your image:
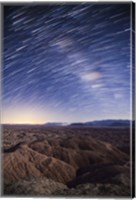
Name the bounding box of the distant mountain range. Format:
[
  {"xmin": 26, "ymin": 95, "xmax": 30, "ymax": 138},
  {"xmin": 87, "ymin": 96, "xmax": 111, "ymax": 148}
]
[
  {"xmin": 44, "ymin": 120, "xmax": 131, "ymax": 127},
  {"xmin": 69, "ymin": 120, "xmax": 131, "ymax": 127}
]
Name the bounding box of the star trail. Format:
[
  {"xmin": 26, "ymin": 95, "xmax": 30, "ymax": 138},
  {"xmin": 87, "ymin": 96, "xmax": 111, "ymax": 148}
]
[{"xmin": 3, "ymin": 3, "xmax": 131, "ymax": 124}]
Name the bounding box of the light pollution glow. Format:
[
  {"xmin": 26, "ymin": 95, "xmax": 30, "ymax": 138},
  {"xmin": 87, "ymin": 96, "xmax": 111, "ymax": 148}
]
[{"xmin": 2, "ymin": 103, "xmax": 130, "ymax": 124}]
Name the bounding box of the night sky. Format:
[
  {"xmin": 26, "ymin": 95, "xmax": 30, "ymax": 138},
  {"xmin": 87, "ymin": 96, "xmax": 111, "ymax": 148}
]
[{"xmin": 3, "ymin": 3, "xmax": 131, "ymax": 124}]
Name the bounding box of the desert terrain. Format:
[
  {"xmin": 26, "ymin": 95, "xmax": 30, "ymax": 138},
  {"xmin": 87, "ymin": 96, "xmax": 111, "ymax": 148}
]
[{"xmin": 2, "ymin": 125, "xmax": 130, "ymax": 197}]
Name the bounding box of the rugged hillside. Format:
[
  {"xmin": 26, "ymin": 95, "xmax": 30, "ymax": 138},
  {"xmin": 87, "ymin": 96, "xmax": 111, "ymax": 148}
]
[
  {"xmin": 29, "ymin": 136, "xmax": 128, "ymax": 169},
  {"xmin": 3, "ymin": 126, "xmax": 130, "ymax": 197},
  {"xmin": 4, "ymin": 143, "xmax": 76, "ymax": 185}
]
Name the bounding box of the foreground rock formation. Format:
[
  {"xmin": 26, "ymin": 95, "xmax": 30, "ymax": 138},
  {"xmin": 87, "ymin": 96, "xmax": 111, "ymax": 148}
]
[{"xmin": 3, "ymin": 126, "xmax": 130, "ymax": 197}]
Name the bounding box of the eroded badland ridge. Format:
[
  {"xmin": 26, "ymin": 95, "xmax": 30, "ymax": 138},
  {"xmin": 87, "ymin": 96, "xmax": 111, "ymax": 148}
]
[{"xmin": 3, "ymin": 125, "xmax": 130, "ymax": 197}]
